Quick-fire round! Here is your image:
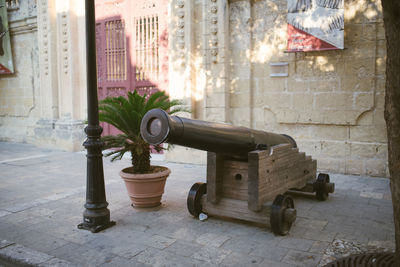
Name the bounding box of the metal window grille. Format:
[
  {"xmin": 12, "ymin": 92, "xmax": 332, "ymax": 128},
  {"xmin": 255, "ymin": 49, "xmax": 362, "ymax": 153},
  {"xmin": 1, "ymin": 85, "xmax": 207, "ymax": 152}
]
[
  {"xmin": 135, "ymin": 15, "xmax": 159, "ymax": 82},
  {"xmin": 105, "ymin": 20, "xmax": 127, "ymax": 81}
]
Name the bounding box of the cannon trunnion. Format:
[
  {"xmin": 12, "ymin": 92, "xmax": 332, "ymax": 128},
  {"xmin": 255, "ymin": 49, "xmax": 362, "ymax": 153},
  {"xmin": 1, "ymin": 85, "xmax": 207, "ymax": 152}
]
[{"xmin": 141, "ymin": 109, "xmax": 334, "ymax": 235}]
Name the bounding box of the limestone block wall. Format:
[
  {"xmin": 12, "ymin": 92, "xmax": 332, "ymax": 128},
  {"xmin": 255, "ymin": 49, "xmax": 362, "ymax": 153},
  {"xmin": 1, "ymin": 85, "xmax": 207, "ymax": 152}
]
[
  {"xmin": 168, "ymin": 0, "xmax": 388, "ymax": 177},
  {"xmin": 0, "ymin": 1, "xmax": 41, "ymax": 143},
  {"xmin": 0, "ymin": 0, "xmax": 87, "ymax": 151}
]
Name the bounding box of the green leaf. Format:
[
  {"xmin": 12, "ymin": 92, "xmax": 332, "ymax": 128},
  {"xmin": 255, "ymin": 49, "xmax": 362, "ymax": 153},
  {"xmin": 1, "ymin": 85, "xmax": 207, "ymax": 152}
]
[{"xmin": 98, "ymin": 89, "xmax": 190, "ymax": 172}]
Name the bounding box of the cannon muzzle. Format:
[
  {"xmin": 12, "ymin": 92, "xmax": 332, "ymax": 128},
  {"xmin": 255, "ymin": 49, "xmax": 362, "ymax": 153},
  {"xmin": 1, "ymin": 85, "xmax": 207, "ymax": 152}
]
[{"xmin": 140, "ymin": 109, "xmax": 296, "ymax": 158}]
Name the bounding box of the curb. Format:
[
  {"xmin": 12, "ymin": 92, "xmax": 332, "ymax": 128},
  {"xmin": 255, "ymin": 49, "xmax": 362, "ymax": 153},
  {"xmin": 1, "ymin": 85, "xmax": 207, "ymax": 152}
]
[{"xmin": 0, "ymin": 240, "xmax": 77, "ymax": 267}]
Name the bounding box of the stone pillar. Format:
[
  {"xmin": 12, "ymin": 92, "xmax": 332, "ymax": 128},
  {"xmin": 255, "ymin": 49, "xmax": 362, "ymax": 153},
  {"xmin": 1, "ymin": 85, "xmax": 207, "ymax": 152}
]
[
  {"xmin": 37, "ymin": 0, "xmax": 59, "ymax": 120},
  {"xmin": 168, "ymin": 0, "xmax": 194, "ymax": 104},
  {"xmin": 229, "ymin": 0, "xmax": 252, "ymax": 127},
  {"xmin": 165, "ymin": 0, "xmax": 206, "ymax": 164},
  {"xmin": 204, "ymin": 0, "xmax": 231, "ymax": 123},
  {"xmin": 55, "ymin": 0, "xmax": 86, "ymax": 121},
  {"xmin": 34, "ymin": 0, "xmax": 87, "ymax": 151}
]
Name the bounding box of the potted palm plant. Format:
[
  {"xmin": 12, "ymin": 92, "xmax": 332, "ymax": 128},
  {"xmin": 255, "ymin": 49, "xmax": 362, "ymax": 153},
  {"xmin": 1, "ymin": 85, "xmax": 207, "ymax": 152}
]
[{"xmin": 99, "ymin": 90, "xmax": 186, "ymax": 208}]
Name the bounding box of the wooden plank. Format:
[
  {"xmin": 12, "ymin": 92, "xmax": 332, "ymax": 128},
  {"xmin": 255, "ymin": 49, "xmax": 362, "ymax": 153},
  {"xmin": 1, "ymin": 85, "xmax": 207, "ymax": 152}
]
[
  {"xmin": 202, "ymin": 195, "xmax": 272, "ymax": 226},
  {"xmin": 222, "ymin": 164, "xmax": 248, "ymax": 201},
  {"xmin": 207, "ymin": 152, "xmax": 224, "ymax": 204},
  {"xmin": 258, "ymin": 172, "xmax": 315, "ymax": 202},
  {"xmin": 260, "ymin": 152, "xmax": 304, "ymax": 173},
  {"xmin": 257, "ymin": 153, "xmax": 317, "ymax": 202},
  {"xmin": 259, "ymin": 158, "xmax": 314, "ymax": 189},
  {"xmin": 224, "ymin": 160, "xmax": 248, "ymax": 170},
  {"xmin": 248, "ymin": 150, "xmax": 262, "ymax": 211}
]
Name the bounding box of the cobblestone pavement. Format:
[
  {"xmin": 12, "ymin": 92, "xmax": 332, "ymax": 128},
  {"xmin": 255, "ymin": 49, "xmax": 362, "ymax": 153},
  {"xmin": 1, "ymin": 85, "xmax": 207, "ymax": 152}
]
[{"xmin": 0, "ymin": 142, "xmax": 395, "ymax": 266}]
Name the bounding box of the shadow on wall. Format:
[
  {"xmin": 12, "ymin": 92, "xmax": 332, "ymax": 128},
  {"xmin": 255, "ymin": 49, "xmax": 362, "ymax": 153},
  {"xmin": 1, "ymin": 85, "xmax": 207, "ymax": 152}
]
[{"xmin": 94, "ymin": 8, "xmax": 169, "ymax": 137}]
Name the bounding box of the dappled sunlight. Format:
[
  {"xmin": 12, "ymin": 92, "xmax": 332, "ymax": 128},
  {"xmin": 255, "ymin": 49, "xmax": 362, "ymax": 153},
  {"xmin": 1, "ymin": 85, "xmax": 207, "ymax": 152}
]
[
  {"xmin": 345, "ymin": 0, "xmax": 366, "ymax": 21},
  {"xmin": 345, "ymin": 0, "xmax": 381, "ymax": 22},
  {"xmin": 194, "ymin": 57, "xmax": 206, "ymax": 102},
  {"xmin": 315, "ymin": 56, "xmax": 335, "ymax": 72},
  {"xmin": 252, "ymin": 23, "xmax": 288, "ymax": 63}
]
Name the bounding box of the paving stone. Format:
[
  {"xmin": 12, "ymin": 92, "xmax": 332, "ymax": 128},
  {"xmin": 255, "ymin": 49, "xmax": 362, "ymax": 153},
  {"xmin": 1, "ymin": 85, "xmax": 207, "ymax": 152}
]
[
  {"xmin": 248, "ymin": 230, "xmax": 283, "ymax": 245},
  {"xmin": 368, "ymin": 198, "xmax": 393, "ymax": 207},
  {"xmin": 282, "ymin": 250, "xmax": 321, "ymax": 267},
  {"xmin": 83, "ymin": 233, "xmax": 149, "ymax": 259},
  {"xmin": 294, "ymin": 218, "xmax": 328, "ymax": 231},
  {"xmin": 278, "ymin": 237, "xmax": 315, "ymax": 251},
  {"xmin": 37, "ymin": 257, "xmax": 79, "ymax": 267},
  {"xmin": 143, "ymin": 234, "xmax": 177, "ymax": 249},
  {"xmin": 0, "ymin": 211, "xmax": 11, "ymax": 218},
  {"xmin": 192, "ymin": 245, "xmax": 232, "ymax": 264},
  {"xmin": 259, "ymin": 259, "xmax": 293, "ymax": 267},
  {"xmin": 303, "ymin": 229, "xmax": 336, "ymax": 243},
  {"xmin": 195, "ymin": 232, "xmax": 231, "ymax": 247},
  {"xmin": 309, "ymin": 241, "xmax": 330, "ymax": 254},
  {"xmin": 164, "ymin": 240, "xmax": 203, "ymax": 257},
  {"xmin": 12, "ymin": 230, "xmax": 69, "ymax": 254},
  {"xmin": 0, "ymin": 240, "xmax": 14, "ymax": 249},
  {"xmin": 136, "ymin": 247, "xmax": 207, "ymax": 267},
  {"xmin": 0, "ymin": 243, "xmax": 54, "ymax": 266},
  {"xmin": 222, "ymin": 222, "xmax": 261, "ymax": 237},
  {"xmin": 41, "ymin": 224, "xmax": 99, "ymax": 245},
  {"xmin": 250, "ymin": 244, "xmax": 289, "ymax": 261},
  {"xmin": 98, "ymin": 256, "xmax": 151, "ymax": 267},
  {"xmin": 220, "ymin": 251, "xmax": 264, "ymax": 266},
  {"xmin": 221, "ymin": 236, "xmax": 261, "ymax": 254},
  {"xmin": 0, "ymin": 223, "xmax": 33, "ymax": 241},
  {"xmin": 323, "ymin": 222, "xmax": 355, "ymax": 235},
  {"xmin": 335, "ymin": 232, "xmax": 369, "ymax": 243},
  {"xmin": 49, "ymin": 242, "xmax": 117, "ymax": 266},
  {"xmin": 165, "ymin": 226, "xmax": 209, "ymax": 242},
  {"xmin": 360, "ymin": 191, "xmax": 383, "ymax": 199}
]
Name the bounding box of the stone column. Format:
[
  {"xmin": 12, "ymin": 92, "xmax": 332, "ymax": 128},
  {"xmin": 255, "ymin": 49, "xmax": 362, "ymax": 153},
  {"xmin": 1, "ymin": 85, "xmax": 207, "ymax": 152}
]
[
  {"xmin": 229, "ymin": 0, "xmax": 252, "ymax": 127},
  {"xmin": 35, "ymin": 0, "xmax": 87, "ymax": 151},
  {"xmin": 165, "ymin": 0, "xmax": 207, "ymax": 164},
  {"xmin": 55, "ymin": 0, "xmax": 86, "ymax": 121},
  {"xmin": 37, "ymin": 0, "xmax": 59, "ymax": 120},
  {"xmin": 204, "ymin": 0, "xmax": 231, "ymax": 123}
]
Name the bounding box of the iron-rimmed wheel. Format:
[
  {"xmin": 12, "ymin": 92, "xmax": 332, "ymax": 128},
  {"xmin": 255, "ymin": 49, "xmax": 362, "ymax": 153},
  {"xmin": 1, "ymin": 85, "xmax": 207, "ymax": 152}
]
[
  {"xmin": 187, "ymin": 182, "xmax": 207, "ymax": 218},
  {"xmin": 314, "ymin": 173, "xmax": 331, "ymax": 201},
  {"xmin": 270, "ymin": 194, "xmax": 296, "ymax": 236}
]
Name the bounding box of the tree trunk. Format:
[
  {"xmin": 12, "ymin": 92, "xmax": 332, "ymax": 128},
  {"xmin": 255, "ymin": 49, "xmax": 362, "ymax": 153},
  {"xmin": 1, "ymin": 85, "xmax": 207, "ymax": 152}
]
[{"xmin": 381, "ymin": 1, "xmax": 400, "ymax": 265}]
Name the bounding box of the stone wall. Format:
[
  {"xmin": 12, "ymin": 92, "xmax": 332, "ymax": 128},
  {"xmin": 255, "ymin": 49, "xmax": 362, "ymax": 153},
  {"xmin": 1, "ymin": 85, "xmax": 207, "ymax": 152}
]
[
  {"xmin": 0, "ymin": 0, "xmax": 87, "ymax": 151},
  {"xmin": 167, "ymin": 0, "xmax": 387, "ymax": 177}
]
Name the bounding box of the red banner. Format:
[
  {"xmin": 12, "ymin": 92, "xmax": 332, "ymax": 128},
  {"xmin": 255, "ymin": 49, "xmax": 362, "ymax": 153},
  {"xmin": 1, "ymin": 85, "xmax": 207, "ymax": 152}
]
[
  {"xmin": 286, "ymin": 24, "xmax": 337, "ymax": 52},
  {"xmin": 286, "ymin": 0, "xmax": 344, "ymax": 52}
]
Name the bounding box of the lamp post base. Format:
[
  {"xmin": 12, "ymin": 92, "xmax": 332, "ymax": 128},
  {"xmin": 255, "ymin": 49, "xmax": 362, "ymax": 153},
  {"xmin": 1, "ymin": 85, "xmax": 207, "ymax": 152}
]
[{"xmin": 77, "ymin": 207, "xmax": 115, "ymax": 233}]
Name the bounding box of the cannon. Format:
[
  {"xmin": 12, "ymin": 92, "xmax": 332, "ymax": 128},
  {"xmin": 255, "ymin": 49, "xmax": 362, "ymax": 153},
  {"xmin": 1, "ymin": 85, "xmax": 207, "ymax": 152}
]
[{"xmin": 141, "ymin": 109, "xmax": 334, "ymax": 235}]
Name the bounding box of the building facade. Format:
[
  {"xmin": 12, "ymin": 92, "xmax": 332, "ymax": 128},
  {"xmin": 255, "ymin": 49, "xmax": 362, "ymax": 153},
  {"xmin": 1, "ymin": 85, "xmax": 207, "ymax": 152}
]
[
  {"xmin": 0, "ymin": 0, "xmax": 87, "ymax": 151},
  {"xmin": 0, "ymin": 0, "xmax": 388, "ymax": 177}
]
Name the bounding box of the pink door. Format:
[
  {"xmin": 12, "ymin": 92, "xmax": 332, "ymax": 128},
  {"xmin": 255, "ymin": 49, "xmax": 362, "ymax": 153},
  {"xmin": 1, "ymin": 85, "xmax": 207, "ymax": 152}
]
[{"xmin": 95, "ymin": 0, "xmax": 169, "ymax": 136}]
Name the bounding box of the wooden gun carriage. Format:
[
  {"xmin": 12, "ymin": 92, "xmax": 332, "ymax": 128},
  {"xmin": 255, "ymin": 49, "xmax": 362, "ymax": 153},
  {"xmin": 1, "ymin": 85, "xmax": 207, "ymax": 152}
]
[{"xmin": 140, "ymin": 109, "xmax": 334, "ymax": 235}]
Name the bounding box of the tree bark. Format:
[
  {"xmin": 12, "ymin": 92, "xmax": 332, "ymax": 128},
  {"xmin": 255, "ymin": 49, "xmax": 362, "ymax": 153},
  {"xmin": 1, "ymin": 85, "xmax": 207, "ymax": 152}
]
[{"xmin": 381, "ymin": 1, "xmax": 400, "ymax": 265}]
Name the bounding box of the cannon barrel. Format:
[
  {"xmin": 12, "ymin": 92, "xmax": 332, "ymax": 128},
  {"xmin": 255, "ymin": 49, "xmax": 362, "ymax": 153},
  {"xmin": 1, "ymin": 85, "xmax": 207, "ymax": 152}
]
[{"xmin": 140, "ymin": 109, "xmax": 297, "ymax": 158}]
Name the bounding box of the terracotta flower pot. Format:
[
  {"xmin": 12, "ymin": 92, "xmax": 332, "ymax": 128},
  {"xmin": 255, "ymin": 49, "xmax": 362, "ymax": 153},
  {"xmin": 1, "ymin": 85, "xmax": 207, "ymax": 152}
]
[{"xmin": 119, "ymin": 166, "xmax": 171, "ymax": 208}]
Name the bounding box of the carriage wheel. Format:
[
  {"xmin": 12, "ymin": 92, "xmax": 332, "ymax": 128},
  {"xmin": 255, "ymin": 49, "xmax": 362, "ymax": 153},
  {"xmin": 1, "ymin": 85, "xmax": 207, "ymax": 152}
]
[
  {"xmin": 270, "ymin": 194, "xmax": 296, "ymax": 235},
  {"xmin": 187, "ymin": 182, "xmax": 207, "ymax": 218},
  {"xmin": 315, "ymin": 173, "xmax": 331, "ymax": 201}
]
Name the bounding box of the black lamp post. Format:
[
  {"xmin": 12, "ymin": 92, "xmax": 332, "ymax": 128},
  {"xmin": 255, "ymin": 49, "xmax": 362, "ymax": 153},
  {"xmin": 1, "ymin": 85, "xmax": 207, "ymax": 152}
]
[{"xmin": 78, "ymin": 0, "xmax": 115, "ymax": 233}]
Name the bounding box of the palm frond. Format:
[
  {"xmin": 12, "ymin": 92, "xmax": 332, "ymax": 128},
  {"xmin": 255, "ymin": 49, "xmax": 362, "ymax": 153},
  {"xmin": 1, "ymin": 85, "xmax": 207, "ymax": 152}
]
[{"xmin": 98, "ymin": 89, "xmax": 190, "ymax": 172}]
